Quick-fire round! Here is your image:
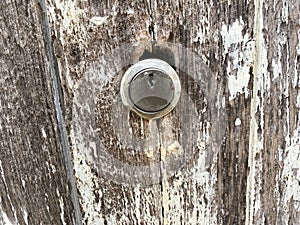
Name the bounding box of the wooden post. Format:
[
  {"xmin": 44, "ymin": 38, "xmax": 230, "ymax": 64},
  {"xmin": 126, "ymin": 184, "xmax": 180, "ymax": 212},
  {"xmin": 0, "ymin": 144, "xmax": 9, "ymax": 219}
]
[{"xmin": 0, "ymin": 0, "xmax": 299, "ymax": 225}]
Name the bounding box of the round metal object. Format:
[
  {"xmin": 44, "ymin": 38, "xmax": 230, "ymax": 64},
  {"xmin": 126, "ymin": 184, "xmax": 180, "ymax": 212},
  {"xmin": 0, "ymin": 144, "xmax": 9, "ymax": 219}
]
[{"xmin": 120, "ymin": 59, "xmax": 181, "ymax": 119}]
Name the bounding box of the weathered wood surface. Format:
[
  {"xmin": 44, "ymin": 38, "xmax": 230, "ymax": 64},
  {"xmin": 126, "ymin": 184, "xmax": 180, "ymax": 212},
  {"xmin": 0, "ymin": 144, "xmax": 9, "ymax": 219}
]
[
  {"xmin": 0, "ymin": 0, "xmax": 78, "ymax": 224},
  {"xmin": 247, "ymin": 0, "xmax": 300, "ymax": 224},
  {"xmin": 0, "ymin": 0, "xmax": 299, "ymax": 225}
]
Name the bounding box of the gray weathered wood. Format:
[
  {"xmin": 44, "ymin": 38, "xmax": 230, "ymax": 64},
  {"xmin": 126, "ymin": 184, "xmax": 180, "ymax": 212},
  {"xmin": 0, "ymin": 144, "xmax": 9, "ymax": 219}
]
[
  {"xmin": 246, "ymin": 0, "xmax": 300, "ymax": 224},
  {"xmin": 1, "ymin": 0, "xmax": 299, "ymax": 224},
  {"xmin": 0, "ymin": 0, "xmax": 77, "ymax": 224}
]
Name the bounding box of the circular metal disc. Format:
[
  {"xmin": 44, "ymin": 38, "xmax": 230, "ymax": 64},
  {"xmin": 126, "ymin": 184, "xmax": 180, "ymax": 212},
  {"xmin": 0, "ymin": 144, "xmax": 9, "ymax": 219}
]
[{"xmin": 121, "ymin": 59, "xmax": 181, "ymax": 119}]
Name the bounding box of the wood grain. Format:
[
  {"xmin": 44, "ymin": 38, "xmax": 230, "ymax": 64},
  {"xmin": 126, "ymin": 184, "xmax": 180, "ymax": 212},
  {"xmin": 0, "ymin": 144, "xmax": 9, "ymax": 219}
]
[
  {"xmin": 0, "ymin": 0, "xmax": 76, "ymax": 224},
  {"xmin": 246, "ymin": 0, "xmax": 300, "ymax": 224},
  {"xmin": 46, "ymin": 0, "xmax": 256, "ymax": 224},
  {"xmin": 45, "ymin": 0, "xmax": 300, "ymax": 224},
  {"xmin": 1, "ymin": 0, "xmax": 299, "ymax": 224}
]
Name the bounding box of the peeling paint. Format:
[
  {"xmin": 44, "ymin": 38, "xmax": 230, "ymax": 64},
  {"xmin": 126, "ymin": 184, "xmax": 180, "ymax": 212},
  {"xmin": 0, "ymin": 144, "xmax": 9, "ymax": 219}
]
[
  {"xmin": 193, "ymin": 15, "xmax": 210, "ymax": 44},
  {"xmin": 221, "ymin": 18, "xmax": 247, "ymax": 56},
  {"xmin": 40, "ymin": 1, "xmax": 300, "ymax": 225},
  {"xmin": 297, "ymin": 29, "xmax": 300, "ymax": 56},
  {"xmin": 41, "ymin": 128, "xmax": 47, "ymax": 138},
  {"xmin": 71, "ymin": 140, "xmax": 104, "ymax": 225},
  {"xmin": 246, "ymin": 0, "xmax": 300, "ymax": 224},
  {"xmin": 47, "ymin": 0, "xmax": 87, "ymax": 57},
  {"xmin": 221, "ymin": 18, "xmax": 255, "ymax": 100},
  {"xmin": 160, "ymin": 142, "xmax": 183, "ymax": 161},
  {"xmin": 167, "ymin": 142, "xmax": 183, "ymax": 155},
  {"xmin": 297, "ymin": 92, "xmax": 300, "ymax": 108},
  {"xmin": 55, "ymin": 189, "xmax": 67, "ymax": 225},
  {"xmin": 0, "ymin": 161, "xmax": 18, "ymax": 224},
  {"xmin": 90, "ymin": 16, "xmax": 109, "ymax": 26},
  {"xmin": 235, "ymin": 118, "xmax": 242, "ymax": 126},
  {"xmin": 281, "ymin": 0, "xmax": 289, "ymax": 23},
  {"xmin": 246, "ymin": 0, "xmax": 266, "ymax": 224},
  {"xmin": 126, "ymin": 8, "xmax": 135, "ymax": 15},
  {"xmin": 282, "ymin": 129, "xmax": 300, "ymax": 201},
  {"xmin": 58, "ymin": 196, "xmax": 67, "ymax": 225},
  {"xmin": 227, "ymin": 65, "xmax": 251, "ymax": 100},
  {"xmin": 0, "ymin": 210, "xmax": 14, "ymax": 225},
  {"xmin": 272, "ymin": 58, "xmax": 282, "ymax": 81},
  {"xmin": 279, "ymin": 125, "xmax": 300, "ymax": 223},
  {"xmin": 134, "ymin": 186, "xmax": 141, "ymax": 225},
  {"xmin": 23, "ymin": 208, "xmax": 28, "ymax": 225},
  {"xmin": 160, "ymin": 140, "xmax": 218, "ymax": 225},
  {"xmin": 162, "ymin": 179, "xmax": 169, "ymax": 225},
  {"xmin": 21, "ymin": 179, "xmax": 25, "ymax": 188}
]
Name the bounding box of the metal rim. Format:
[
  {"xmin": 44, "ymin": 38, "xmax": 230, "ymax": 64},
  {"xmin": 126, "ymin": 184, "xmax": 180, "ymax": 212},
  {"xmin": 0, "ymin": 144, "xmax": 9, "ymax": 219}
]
[
  {"xmin": 120, "ymin": 58, "xmax": 181, "ymax": 119},
  {"xmin": 128, "ymin": 68, "xmax": 174, "ymax": 113}
]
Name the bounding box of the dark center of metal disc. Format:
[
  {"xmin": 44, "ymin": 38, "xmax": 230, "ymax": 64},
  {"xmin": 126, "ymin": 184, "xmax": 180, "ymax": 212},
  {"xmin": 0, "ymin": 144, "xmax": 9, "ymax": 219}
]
[{"xmin": 129, "ymin": 69, "xmax": 175, "ymax": 113}]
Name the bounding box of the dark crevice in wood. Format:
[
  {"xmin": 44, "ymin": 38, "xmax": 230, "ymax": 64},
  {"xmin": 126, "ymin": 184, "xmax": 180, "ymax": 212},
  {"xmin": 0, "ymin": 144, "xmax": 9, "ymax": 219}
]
[
  {"xmin": 0, "ymin": 0, "xmax": 77, "ymax": 224},
  {"xmin": 38, "ymin": 0, "xmax": 83, "ymax": 224},
  {"xmin": 145, "ymin": 0, "xmax": 156, "ymax": 42},
  {"xmin": 156, "ymin": 118, "xmax": 165, "ymax": 225},
  {"xmin": 25, "ymin": 0, "xmax": 299, "ymax": 223},
  {"xmin": 139, "ymin": 46, "xmax": 176, "ymax": 70}
]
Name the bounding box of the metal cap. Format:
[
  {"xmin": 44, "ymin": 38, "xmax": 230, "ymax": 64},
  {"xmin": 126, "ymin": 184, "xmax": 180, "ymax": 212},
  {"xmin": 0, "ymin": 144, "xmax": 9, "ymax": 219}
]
[{"xmin": 120, "ymin": 59, "xmax": 181, "ymax": 119}]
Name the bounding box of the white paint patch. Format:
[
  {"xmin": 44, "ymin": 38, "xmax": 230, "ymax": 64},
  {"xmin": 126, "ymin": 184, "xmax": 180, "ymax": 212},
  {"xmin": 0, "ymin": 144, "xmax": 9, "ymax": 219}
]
[
  {"xmin": 0, "ymin": 161, "xmax": 17, "ymax": 224},
  {"xmin": 297, "ymin": 92, "xmax": 300, "ymax": 108},
  {"xmin": 221, "ymin": 18, "xmax": 255, "ymax": 100},
  {"xmin": 126, "ymin": 8, "xmax": 135, "ymax": 14},
  {"xmin": 153, "ymin": 23, "xmax": 158, "ymax": 40},
  {"xmin": 167, "ymin": 141, "xmax": 183, "ymax": 155},
  {"xmin": 221, "ymin": 18, "xmax": 245, "ymax": 56},
  {"xmin": 161, "ymin": 141, "xmax": 183, "ymax": 161},
  {"xmin": 235, "ymin": 118, "xmax": 242, "ymax": 126},
  {"xmin": 222, "ymin": 96, "xmax": 226, "ymax": 108},
  {"xmin": 0, "ymin": 198, "xmax": 14, "ymax": 225},
  {"xmin": 41, "ymin": 128, "xmax": 47, "ymax": 138},
  {"xmin": 281, "ymin": 0, "xmax": 289, "ymax": 23},
  {"xmin": 50, "ymin": 164, "xmax": 56, "ymax": 174},
  {"xmin": 193, "ymin": 15, "xmax": 210, "ymax": 44},
  {"xmin": 297, "ymin": 30, "xmax": 300, "ymax": 56},
  {"xmin": 271, "ymin": 58, "xmax": 282, "ymax": 81},
  {"xmin": 1, "ymin": 211, "xmax": 14, "ymax": 225},
  {"xmin": 278, "ymin": 124, "xmax": 300, "ymax": 223},
  {"xmin": 70, "ymin": 142, "xmax": 104, "ymax": 225},
  {"xmin": 56, "ymin": 189, "xmax": 67, "ymax": 225},
  {"xmin": 294, "ymin": 29, "xmax": 300, "ymax": 89},
  {"xmin": 90, "ymin": 16, "xmax": 109, "ymax": 26},
  {"xmin": 21, "ymin": 179, "xmax": 25, "ymax": 188},
  {"xmin": 23, "ymin": 209, "xmax": 28, "ymax": 225},
  {"xmin": 0, "ymin": 160, "xmax": 7, "ymax": 187},
  {"xmin": 282, "ymin": 129, "xmax": 300, "ymax": 201},
  {"xmin": 134, "ymin": 186, "xmax": 141, "ymax": 225},
  {"xmin": 228, "ymin": 66, "xmax": 251, "ymax": 101},
  {"xmin": 106, "ymin": 214, "xmax": 117, "ymax": 224},
  {"xmin": 59, "ymin": 197, "xmax": 67, "ymax": 225},
  {"xmin": 246, "ymin": 0, "xmax": 268, "ymax": 224},
  {"xmin": 48, "ymin": 0, "xmax": 85, "ymax": 36}
]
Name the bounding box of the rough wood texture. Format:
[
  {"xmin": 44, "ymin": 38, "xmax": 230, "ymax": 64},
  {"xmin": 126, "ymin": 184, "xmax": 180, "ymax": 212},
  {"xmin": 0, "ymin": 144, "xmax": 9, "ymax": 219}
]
[
  {"xmin": 0, "ymin": 0, "xmax": 77, "ymax": 225},
  {"xmin": 246, "ymin": 0, "xmax": 300, "ymax": 224},
  {"xmin": 1, "ymin": 0, "xmax": 299, "ymax": 225}
]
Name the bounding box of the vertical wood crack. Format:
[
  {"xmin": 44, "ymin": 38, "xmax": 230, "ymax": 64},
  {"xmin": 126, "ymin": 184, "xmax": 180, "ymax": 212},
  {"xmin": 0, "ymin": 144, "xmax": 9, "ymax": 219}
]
[
  {"xmin": 144, "ymin": 2, "xmax": 165, "ymax": 222},
  {"xmin": 246, "ymin": 0, "xmax": 264, "ymax": 224},
  {"xmin": 39, "ymin": 1, "xmax": 83, "ymax": 224},
  {"xmin": 156, "ymin": 119, "xmax": 166, "ymax": 225},
  {"xmin": 145, "ymin": 0, "xmax": 157, "ymax": 42}
]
